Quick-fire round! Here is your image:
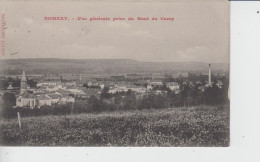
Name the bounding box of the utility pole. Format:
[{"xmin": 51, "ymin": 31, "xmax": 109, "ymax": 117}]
[
  {"xmin": 209, "ymin": 64, "xmax": 212, "ymax": 87},
  {"xmin": 17, "ymin": 112, "xmax": 22, "ymax": 130}
]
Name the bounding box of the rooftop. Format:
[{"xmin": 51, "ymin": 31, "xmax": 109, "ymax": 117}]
[
  {"xmin": 37, "ymin": 95, "xmax": 51, "ymax": 100},
  {"xmin": 21, "ymin": 93, "xmax": 36, "ymax": 99}
]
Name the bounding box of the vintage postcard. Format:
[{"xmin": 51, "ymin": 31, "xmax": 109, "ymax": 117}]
[{"xmin": 0, "ymin": 0, "xmax": 230, "ymax": 146}]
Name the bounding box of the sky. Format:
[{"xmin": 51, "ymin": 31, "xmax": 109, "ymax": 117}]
[{"xmin": 0, "ymin": 0, "xmax": 229, "ymax": 63}]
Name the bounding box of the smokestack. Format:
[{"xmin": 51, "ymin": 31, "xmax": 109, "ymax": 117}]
[{"xmin": 208, "ymin": 64, "xmax": 212, "ymax": 86}]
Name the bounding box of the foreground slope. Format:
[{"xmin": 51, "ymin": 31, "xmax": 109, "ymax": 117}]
[{"xmin": 0, "ymin": 105, "xmax": 229, "ymax": 146}]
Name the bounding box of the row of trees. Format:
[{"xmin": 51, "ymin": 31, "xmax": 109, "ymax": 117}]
[{"xmin": 0, "ymin": 77, "xmax": 37, "ymax": 90}]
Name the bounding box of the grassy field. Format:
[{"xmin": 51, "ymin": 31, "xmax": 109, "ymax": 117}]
[{"xmin": 0, "ymin": 105, "xmax": 229, "ymax": 146}]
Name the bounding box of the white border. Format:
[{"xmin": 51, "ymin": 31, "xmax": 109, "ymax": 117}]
[{"xmin": 1, "ymin": 2, "xmax": 260, "ymax": 162}]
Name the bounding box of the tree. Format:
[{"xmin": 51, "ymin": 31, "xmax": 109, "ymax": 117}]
[
  {"xmin": 114, "ymin": 95, "xmax": 122, "ymax": 110},
  {"xmin": 144, "ymin": 83, "xmax": 148, "ymax": 89},
  {"xmin": 138, "ymin": 96, "xmax": 151, "ymax": 109},
  {"xmin": 154, "ymin": 95, "xmax": 166, "ymax": 109},
  {"xmin": 83, "ymin": 84, "xmax": 89, "ymax": 88},
  {"xmin": 27, "ymin": 79, "xmax": 37, "ymax": 88},
  {"xmin": 0, "ymin": 79, "xmax": 9, "ymax": 90},
  {"xmin": 88, "ymin": 96, "xmax": 104, "ymax": 112},
  {"xmin": 101, "ymin": 86, "xmax": 110, "ymax": 99},
  {"xmin": 204, "ymin": 84, "xmax": 222, "ymax": 105},
  {"xmin": 126, "ymin": 89, "xmax": 132, "ymax": 96},
  {"xmin": 2, "ymin": 92, "xmax": 16, "ymax": 107},
  {"xmin": 12, "ymin": 78, "xmax": 20, "ymax": 87},
  {"xmin": 221, "ymin": 77, "xmax": 230, "ymax": 104},
  {"xmin": 201, "ymin": 79, "xmax": 206, "ymax": 86},
  {"xmin": 161, "ymin": 83, "xmax": 169, "ymax": 91},
  {"xmin": 123, "ymin": 95, "xmax": 137, "ymax": 110},
  {"xmin": 1, "ymin": 92, "xmax": 16, "ymax": 119}
]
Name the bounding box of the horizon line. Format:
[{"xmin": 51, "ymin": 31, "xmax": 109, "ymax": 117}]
[{"xmin": 0, "ymin": 57, "xmax": 230, "ymax": 64}]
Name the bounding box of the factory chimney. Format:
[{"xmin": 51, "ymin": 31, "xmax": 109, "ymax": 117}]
[{"xmin": 208, "ymin": 64, "xmax": 212, "ymax": 86}]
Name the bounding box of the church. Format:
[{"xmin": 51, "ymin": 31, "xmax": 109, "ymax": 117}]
[
  {"xmin": 20, "ymin": 70, "xmax": 30, "ymax": 94},
  {"xmin": 15, "ymin": 70, "xmax": 75, "ymax": 108},
  {"xmin": 16, "ymin": 70, "xmax": 34, "ymax": 108}
]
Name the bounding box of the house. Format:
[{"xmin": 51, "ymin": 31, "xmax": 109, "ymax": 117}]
[
  {"xmin": 60, "ymin": 96, "xmax": 75, "ymax": 104},
  {"xmin": 83, "ymin": 89, "xmax": 101, "ymax": 98},
  {"xmin": 189, "ymin": 82, "xmax": 196, "ymax": 88},
  {"xmin": 86, "ymin": 79, "xmax": 100, "ymax": 87},
  {"xmin": 37, "ymin": 94, "xmax": 52, "ymax": 107},
  {"xmin": 56, "ymin": 88, "xmax": 70, "ymax": 95},
  {"xmin": 205, "ymin": 82, "xmax": 213, "ymax": 87},
  {"xmin": 115, "ymin": 81, "xmax": 127, "ymax": 86},
  {"xmin": 99, "ymin": 83, "xmax": 105, "ymax": 89},
  {"xmin": 46, "ymin": 85, "xmax": 62, "ymax": 92},
  {"xmin": 195, "ymin": 81, "xmax": 202, "ymax": 85},
  {"xmin": 198, "ymin": 86, "xmax": 206, "ymax": 92},
  {"xmin": 127, "ymin": 85, "xmax": 146, "ymax": 93},
  {"xmin": 62, "ymin": 81, "xmax": 77, "ymax": 87},
  {"xmin": 150, "ymin": 81, "xmax": 163, "ymax": 86},
  {"xmin": 16, "ymin": 93, "xmax": 37, "ymax": 108},
  {"xmin": 147, "ymin": 85, "xmax": 153, "ymax": 90},
  {"xmin": 47, "ymin": 93, "xmax": 61, "ymax": 104},
  {"xmin": 174, "ymin": 89, "xmax": 181, "ymax": 94},
  {"xmin": 154, "ymin": 90, "xmax": 168, "ymax": 95},
  {"xmin": 87, "ymin": 81, "xmax": 92, "ymax": 87},
  {"xmin": 7, "ymin": 84, "xmax": 14, "ymax": 90},
  {"xmin": 108, "ymin": 85, "xmax": 146, "ymax": 94},
  {"xmin": 67, "ymin": 86, "xmax": 86, "ymax": 95},
  {"xmin": 37, "ymin": 81, "xmax": 61, "ymax": 87},
  {"xmin": 166, "ymin": 82, "xmax": 180, "ymax": 91},
  {"xmin": 216, "ymin": 80, "xmax": 223, "ymax": 88},
  {"xmin": 108, "ymin": 88, "xmax": 118, "ymax": 94}
]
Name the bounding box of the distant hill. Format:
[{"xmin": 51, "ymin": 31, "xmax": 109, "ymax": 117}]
[{"xmin": 0, "ymin": 58, "xmax": 229, "ymax": 75}]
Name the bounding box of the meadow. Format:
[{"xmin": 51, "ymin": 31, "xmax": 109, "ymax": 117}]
[{"xmin": 0, "ymin": 105, "xmax": 229, "ymax": 146}]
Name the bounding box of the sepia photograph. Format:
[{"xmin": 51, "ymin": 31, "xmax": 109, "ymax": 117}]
[{"xmin": 0, "ymin": 0, "xmax": 230, "ymax": 147}]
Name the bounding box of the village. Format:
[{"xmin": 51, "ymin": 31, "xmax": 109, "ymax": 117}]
[{"xmin": 0, "ymin": 64, "xmax": 227, "ymax": 110}]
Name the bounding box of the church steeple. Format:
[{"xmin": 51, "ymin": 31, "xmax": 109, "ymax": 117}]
[
  {"xmin": 21, "ymin": 70, "xmax": 27, "ymax": 82},
  {"xmin": 20, "ymin": 70, "xmax": 28, "ymax": 94}
]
